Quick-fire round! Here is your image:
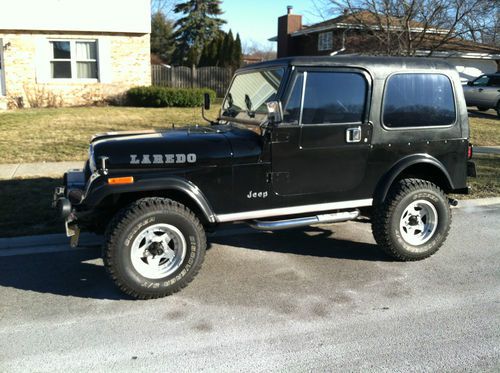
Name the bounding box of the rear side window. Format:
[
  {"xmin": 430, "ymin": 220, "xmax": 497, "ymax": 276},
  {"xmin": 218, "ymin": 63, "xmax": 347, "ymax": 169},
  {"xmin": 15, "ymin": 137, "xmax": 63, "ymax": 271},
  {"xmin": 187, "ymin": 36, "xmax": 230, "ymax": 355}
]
[
  {"xmin": 488, "ymin": 76, "xmax": 500, "ymax": 87},
  {"xmin": 302, "ymin": 71, "xmax": 367, "ymax": 124},
  {"xmin": 383, "ymin": 73, "xmax": 456, "ymax": 128}
]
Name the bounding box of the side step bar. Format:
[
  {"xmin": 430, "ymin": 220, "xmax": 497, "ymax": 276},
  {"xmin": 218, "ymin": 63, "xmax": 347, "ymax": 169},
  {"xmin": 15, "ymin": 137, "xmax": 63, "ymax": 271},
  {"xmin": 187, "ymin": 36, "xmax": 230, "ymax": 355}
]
[{"xmin": 249, "ymin": 210, "xmax": 360, "ymax": 231}]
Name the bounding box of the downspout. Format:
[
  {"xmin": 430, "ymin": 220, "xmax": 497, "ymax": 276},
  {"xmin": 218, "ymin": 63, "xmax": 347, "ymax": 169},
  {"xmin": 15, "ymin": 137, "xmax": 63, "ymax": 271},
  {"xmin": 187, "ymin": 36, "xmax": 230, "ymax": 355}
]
[{"xmin": 330, "ymin": 27, "xmax": 351, "ymax": 56}]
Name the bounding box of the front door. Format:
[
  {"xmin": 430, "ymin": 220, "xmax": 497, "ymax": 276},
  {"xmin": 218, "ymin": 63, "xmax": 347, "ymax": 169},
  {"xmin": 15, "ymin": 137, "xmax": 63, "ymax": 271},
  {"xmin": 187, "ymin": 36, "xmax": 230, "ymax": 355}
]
[
  {"xmin": 271, "ymin": 68, "xmax": 372, "ymax": 199},
  {"xmin": 466, "ymin": 75, "xmax": 490, "ymax": 106},
  {"xmin": 0, "ymin": 39, "xmax": 5, "ymax": 96}
]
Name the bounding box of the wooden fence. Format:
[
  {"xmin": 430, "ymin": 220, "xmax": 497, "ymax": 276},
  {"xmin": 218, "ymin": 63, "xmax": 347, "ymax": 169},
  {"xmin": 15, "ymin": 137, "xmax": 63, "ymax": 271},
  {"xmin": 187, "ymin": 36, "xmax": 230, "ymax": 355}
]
[{"xmin": 151, "ymin": 65, "xmax": 233, "ymax": 97}]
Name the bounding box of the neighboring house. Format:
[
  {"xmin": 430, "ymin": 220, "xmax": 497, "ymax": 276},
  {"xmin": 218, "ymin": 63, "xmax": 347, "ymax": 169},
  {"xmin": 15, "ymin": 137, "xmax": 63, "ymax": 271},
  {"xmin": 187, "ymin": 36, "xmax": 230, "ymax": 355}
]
[
  {"xmin": 0, "ymin": 0, "xmax": 151, "ymax": 109},
  {"xmin": 271, "ymin": 7, "xmax": 500, "ymax": 83}
]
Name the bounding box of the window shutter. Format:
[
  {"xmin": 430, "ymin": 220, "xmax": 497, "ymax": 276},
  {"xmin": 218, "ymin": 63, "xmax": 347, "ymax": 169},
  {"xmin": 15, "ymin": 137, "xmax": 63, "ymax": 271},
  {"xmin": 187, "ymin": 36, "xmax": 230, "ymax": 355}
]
[
  {"xmin": 97, "ymin": 38, "xmax": 112, "ymax": 83},
  {"xmin": 35, "ymin": 38, "xmax": 50, "ymax": 83}
]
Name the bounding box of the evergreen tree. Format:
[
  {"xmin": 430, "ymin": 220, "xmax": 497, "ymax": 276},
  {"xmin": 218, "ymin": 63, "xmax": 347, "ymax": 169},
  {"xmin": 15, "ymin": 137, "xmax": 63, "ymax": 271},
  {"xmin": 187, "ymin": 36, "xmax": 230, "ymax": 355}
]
[
  {"xmin": 199, "ymin": 31, "xmax": 223, "ymax": 66},
  {"xmin": 219, "ymin": 30, "xmax": 234, "ymax": 67},
  {"xmin": 232, "ymin": 33, "xmax": 243, "ymax": 69},
  {"xmin": 172, "ymin": 0, "xmax": 225, "ymax": 66},
  {"xmin": 150, "ymin": 11, "xmax": 174, "ymax": 62}
]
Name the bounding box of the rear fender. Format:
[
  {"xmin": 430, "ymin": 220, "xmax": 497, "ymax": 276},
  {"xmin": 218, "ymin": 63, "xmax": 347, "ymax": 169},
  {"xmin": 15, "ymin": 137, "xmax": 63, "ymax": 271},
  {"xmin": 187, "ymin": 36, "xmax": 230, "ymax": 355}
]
[{"xmin": 374, "ymin": 154, "xmax": 454, "ymax": 204}]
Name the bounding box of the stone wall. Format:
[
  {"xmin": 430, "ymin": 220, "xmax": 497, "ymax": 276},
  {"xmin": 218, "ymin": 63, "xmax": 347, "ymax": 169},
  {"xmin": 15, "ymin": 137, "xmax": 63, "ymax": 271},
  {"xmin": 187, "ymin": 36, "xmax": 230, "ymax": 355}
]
[{"xmin": 0, "ymin": 31, "xmax": 150, "ymax": 108}]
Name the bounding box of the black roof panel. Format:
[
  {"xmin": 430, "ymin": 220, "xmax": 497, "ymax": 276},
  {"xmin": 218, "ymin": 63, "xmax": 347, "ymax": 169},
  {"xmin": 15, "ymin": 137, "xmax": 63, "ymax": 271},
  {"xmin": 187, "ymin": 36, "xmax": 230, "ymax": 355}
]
[{"xmin": 237, "ymin": 55, "xmax": 456, "ymax": 74}]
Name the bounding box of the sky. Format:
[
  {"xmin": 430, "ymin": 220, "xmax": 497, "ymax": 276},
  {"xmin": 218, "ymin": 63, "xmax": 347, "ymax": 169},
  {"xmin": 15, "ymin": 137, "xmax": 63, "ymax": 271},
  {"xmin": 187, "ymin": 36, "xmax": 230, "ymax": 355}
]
[{"xmin": 220, "ymin": 0, "xmax": 325, "ymax": 50}]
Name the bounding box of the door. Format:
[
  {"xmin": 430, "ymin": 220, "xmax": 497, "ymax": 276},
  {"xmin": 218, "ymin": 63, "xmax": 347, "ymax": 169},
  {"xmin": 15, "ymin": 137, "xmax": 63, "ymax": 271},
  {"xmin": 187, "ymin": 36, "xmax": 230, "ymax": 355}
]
[
  {"xmin": 465, "ymin": 75, "xmax": 490, "ymax": 106},
  {"xmin": 0, "ymin": 39, "xmax": 5, "ymax": 96},
  {"xmin": 483, "ymin": 75, "xmax": 500, "ymax": 107},
  {"xmin": 271, "ymin": 68, "xmax": 372, "ymax": 198}
]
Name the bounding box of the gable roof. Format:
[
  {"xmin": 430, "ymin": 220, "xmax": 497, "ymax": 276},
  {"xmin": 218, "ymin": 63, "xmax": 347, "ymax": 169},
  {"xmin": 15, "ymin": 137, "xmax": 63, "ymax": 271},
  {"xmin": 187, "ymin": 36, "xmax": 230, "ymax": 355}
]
[
  {"xmin": 293, "ymin": 10, "xmax": 448, "ymax": 36},
  {"xmin": 288, "ymin": 10, "xmax": 499, "ymax": 56}
]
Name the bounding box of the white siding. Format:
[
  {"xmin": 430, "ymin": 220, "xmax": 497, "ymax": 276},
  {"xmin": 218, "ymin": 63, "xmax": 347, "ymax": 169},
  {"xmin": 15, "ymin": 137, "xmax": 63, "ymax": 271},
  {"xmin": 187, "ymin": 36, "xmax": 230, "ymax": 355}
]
[
  {"xmin": 0, "ymin": 0, "xmax": 150, "ymax": 34},
  {"xmin": 446, "ymin": 58, "xmax": 498, "ymax": 83}
]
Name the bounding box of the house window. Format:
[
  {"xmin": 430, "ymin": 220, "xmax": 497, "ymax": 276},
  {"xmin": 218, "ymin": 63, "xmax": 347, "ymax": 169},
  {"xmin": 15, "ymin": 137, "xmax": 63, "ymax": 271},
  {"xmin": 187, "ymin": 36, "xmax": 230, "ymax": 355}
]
[
  {"xmin": 50, "ymin": 40, "xmax": 98, "ymax": 80},
  {"xmin": 318, "ymin": 32, "xmax": 333, "ymax": 51}
]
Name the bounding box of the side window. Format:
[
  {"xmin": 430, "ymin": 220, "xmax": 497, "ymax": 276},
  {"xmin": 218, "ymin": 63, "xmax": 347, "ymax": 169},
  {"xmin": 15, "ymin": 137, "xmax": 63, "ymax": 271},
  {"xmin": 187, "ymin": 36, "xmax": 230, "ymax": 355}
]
[
  {"xmin": 383, "ymin": 73, "xmax": 456, "ymax": 128},
  {"xmin": 283, "ymin": 73, "xmax": 304, "ymax": 124},
  {"xmin": 487, "ymin": 76, "xmax": 500, "ymax": 87},
  {"xmin": 302, "ymin": 71, "xmax": 367, "ymax": 124},
  {"xmin": 472, "ymin": 75, "xmax": 489, "ymax": 86}
]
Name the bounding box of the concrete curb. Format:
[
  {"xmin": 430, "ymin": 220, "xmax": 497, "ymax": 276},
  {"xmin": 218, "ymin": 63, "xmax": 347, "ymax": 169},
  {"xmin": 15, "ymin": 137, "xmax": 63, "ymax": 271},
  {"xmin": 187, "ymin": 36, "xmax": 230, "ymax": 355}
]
[
  {"xmin": 475, "ymin": 146, "xmax": 500, "ymax": 155},
  {"xmin": 451, "ymin": 197, "xmax": 500, "ymax": 208},
  {"xmin": 1, "ymin": 197, "xmax": 499, "ymax": 252}
]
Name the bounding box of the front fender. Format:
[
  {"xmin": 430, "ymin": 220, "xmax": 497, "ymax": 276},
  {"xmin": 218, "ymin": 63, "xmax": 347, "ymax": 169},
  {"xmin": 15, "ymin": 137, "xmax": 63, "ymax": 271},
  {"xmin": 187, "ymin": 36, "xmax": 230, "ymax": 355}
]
[
  {"xmin": 83, "ymin": 176, "xmax": 216, "ymax": 223},
  {"xmin": 374, "ymin": 154, "xmax": 454, "ymax": 204}
]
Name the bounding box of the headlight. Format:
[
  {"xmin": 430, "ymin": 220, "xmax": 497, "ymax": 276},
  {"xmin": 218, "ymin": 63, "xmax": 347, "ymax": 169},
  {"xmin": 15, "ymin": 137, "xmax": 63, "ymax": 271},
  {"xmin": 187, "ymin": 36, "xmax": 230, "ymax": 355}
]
[{"xmin": 88, "ymin": 144, "xmax": 97, "ymax": 173}]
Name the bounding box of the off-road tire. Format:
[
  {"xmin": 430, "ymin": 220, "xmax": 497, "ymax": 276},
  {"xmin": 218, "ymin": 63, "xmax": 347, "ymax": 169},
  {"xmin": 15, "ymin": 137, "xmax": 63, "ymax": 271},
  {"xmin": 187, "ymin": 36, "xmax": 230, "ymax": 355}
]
[
  {"xmin": 477, "ymin": 106, "xmax": 489, "ymax": 111},
  {"xmin": 103, "ymin": 197, "xmax": 206, "ymax": 299},
  {"xmin": 372, "ymin": 178, "xmax": 451, "ymax": 261}
]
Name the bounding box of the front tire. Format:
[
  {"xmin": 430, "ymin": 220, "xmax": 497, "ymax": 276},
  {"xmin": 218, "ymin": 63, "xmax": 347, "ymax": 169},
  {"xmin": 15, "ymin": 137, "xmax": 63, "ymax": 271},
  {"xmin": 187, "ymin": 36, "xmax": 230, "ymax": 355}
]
[
  {"xmin": 372, "ymin": 179, "xmax": 451, "ymax": 261},
  {"xmin": 104, "ymin": 197, "xmax": 206, "ymax": 299}
]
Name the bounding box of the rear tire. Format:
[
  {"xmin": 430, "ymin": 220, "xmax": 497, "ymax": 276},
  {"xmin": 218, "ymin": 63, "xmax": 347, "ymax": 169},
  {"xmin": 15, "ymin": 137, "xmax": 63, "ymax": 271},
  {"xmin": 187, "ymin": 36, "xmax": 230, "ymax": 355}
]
[
  {"xmin": 103, "ymin": 197, "xmax": 206, "ymax": 299},
  {"xmin": 372, "ymin": 179, "xmax": 451, "ymax": 261}
]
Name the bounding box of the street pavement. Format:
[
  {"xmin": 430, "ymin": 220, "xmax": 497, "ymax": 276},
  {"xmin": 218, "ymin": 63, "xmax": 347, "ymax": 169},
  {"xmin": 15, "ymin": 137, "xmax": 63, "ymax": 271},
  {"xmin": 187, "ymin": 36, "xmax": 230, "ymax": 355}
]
[{"xmin": 0, "ymin": 202, "xmax": 499, "ymax": 372}]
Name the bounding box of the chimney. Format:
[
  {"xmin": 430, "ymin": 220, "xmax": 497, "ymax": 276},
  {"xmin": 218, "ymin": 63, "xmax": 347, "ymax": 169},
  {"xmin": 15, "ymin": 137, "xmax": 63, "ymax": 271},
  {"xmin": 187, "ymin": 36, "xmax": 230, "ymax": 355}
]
[{"xmin": 277, "ymin": 6, "xmax": 302, "ymax": 58}]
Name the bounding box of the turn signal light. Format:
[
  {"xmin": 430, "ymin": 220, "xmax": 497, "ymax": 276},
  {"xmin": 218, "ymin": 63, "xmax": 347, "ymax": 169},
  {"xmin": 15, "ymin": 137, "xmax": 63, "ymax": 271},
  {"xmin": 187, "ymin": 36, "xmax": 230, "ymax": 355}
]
[{"xmin": 108, "ymin": 176, "xmax": 134, "ymax": 185}]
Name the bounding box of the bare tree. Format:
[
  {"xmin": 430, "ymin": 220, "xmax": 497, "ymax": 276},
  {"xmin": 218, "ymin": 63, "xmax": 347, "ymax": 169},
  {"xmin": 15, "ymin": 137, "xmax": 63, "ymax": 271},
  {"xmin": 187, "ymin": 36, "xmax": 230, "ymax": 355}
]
[
  {"xmin": 151, "ymin": 0, "xmax": 176, "ymax": 16},
  {"xmin": 461, "ymin": 3, "xmax": 500, "ymax": 46},
  {"xmin": 313, "ymin": 0, "xmax": 498, "ymax": 56},
  {"xmin": 242, "ymin": 40, "xmax": 277, "ymax": 61}
]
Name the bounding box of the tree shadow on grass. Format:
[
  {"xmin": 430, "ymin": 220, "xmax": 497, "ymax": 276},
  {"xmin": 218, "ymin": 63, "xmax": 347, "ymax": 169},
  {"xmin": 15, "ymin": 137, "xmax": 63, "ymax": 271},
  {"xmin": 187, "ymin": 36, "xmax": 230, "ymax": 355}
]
[{"xmin": 0, "ymin": 177, "xmax": 63, "ymax": 237}]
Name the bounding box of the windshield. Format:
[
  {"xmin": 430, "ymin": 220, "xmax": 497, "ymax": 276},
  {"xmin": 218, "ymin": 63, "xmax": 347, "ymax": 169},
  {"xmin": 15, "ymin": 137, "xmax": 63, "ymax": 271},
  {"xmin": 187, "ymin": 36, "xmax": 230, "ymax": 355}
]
[{"xmin": 221, "ymin": 68, "xmax": 285, "ymax": 123}]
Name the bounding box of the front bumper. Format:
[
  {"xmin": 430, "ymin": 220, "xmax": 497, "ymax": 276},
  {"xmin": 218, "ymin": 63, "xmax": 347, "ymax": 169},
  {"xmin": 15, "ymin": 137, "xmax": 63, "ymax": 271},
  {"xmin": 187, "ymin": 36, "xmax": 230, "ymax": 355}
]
[{"xmin": 53, "ymin": 169, "xmax": 86, "ymax": 245}]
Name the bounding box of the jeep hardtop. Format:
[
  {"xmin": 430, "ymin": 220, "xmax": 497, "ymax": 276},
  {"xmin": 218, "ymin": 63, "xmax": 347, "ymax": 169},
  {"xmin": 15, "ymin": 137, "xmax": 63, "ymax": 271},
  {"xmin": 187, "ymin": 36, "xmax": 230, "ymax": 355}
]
[{"xmin": 54, "ymin": 56, "xmax": 476, "ymax": 299}]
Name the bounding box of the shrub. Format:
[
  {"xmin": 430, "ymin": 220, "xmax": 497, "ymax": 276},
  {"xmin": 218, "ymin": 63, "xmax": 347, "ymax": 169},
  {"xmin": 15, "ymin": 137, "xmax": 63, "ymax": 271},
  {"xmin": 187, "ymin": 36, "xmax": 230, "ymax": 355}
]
[{"xmin": 126, "ymin": 86, "xmax": 216, "ymax": 108}]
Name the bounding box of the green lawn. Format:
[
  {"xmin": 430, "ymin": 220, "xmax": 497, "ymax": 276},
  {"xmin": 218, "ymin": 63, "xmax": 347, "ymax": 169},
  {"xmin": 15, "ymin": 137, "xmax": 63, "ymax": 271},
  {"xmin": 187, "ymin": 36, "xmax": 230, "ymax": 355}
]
[
  {"xmin": 0, "ymin": 106, "xmax": 220, "ymax": 164},
  {"xmin": 468, "ymin": 110, "xmax": 500, "ymax": 146}
]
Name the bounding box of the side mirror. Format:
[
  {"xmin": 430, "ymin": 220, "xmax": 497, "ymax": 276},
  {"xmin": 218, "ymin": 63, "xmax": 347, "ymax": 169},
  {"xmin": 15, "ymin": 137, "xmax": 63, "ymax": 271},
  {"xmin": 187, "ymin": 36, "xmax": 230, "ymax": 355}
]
[
  {"xmin": 467, "ymin": 81, "xmax": 473, "ymax": 86},
  {"xmin": 204, "ymin": 93, "xmax": 211, "ymax": 111},
  {"xmin": 266, "ymin": 101, "xmax": 283, "ymax": 126}
]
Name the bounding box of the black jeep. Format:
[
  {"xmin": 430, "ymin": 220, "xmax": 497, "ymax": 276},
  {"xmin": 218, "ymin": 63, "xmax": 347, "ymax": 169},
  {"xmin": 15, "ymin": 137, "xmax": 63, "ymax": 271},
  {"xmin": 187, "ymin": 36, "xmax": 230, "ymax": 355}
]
[{"xmin": 54, "ymin": 56, "xmax": 476, "ymax": 299}]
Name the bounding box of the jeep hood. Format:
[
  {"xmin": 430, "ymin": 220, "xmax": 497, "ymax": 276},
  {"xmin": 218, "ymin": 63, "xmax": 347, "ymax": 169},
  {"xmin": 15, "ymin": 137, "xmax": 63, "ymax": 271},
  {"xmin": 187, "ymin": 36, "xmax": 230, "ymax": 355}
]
[{"xmin": 90, "ymin": 125, "xmax": 262, "ymax": 170}]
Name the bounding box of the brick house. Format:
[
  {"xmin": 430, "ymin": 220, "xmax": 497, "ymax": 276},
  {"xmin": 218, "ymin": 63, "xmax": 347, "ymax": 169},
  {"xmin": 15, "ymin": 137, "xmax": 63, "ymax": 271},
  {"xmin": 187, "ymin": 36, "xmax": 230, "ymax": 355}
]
[
  {"xmin": 0, "ymin": 0, "xmax": 151, "ymax": 109},
  {"xmin": 272, "ymin": 7, "xmax": 500, "ymax": 83}
]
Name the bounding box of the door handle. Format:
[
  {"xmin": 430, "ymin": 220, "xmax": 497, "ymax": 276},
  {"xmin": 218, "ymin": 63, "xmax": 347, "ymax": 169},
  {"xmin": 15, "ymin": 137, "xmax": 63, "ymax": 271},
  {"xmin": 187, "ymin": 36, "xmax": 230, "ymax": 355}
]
[{"xmin": 346, "ymin": 127, "xmax": 362, "ymax": 143}]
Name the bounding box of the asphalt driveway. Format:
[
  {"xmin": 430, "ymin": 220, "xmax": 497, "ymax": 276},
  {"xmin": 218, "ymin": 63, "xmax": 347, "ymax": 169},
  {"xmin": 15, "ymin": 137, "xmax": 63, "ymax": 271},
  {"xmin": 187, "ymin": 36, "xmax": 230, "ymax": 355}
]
[{"xmin": 0, "ymin": 202, "xmax": 499, "ymax": 372}]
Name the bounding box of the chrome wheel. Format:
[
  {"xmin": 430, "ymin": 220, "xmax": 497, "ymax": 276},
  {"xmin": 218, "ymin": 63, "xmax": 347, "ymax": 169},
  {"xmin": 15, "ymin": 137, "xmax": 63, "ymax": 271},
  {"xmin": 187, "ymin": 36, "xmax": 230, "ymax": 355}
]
[
  {"xmin": 399, "ymin": 200, "xmax": 438, "ymax": 246},
  {"xmin": 130, "ymin": 223, "xmax": 187, "ymax": 279}
]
